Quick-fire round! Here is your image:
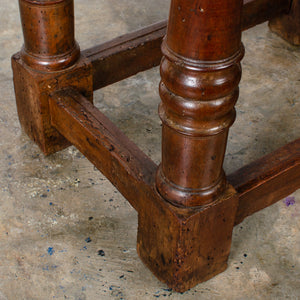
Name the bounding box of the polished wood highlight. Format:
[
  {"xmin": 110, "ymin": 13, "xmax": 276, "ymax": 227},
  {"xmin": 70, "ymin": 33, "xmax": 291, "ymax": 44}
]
[
  {"xmin": 49, "ymin": 88, "xmax": 300, "ymax": 292},
  {"xmin": 12, "ymin": 0, "xmax": 300, "ymax": 293},
  {"xmin": 19, "ymin": 0, "xmax": 80, "ymax": 71},
  {"xmin": 82, "ymin": 0, "xmax": 290, "ymax": 90},
  {"xmin": 12, "ymin": 0, "xmax": 93, "ymax": 155},
  {"xmin": 156, "ymin": 0, "xmax": 244, "ymax": 208}
]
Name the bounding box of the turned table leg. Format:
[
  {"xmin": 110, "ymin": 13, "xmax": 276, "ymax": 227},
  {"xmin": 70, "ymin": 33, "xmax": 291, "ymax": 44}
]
[
  {"xmin": 10, "ymin": 0, "xmax": 300, "ymax": 294},
  {"xmin": 12, "ymin": 0, "xmax": 93, "ymax": 154},
  {"xmin": 156, "ymin": 0, "xmax": 244, "ymax": 208},
  {"xmin": 18, "ymin": 0, "xmax": 80, "ymax": 71},
  {"xmin": 137, "ymin": 0, "xmax": 244, "ymax": 292}
]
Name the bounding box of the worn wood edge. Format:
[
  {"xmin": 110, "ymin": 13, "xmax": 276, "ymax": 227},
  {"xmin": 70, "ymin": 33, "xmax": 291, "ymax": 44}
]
[
  {"xmin": 82, "ymin": 21, "xmax": 166, "ymax": 90},
  {"xmin": 228, "ymin": 139, "xmax": 300, "ymax": 225},
  {"xmin": 48, "ymin": 88, "xmax": 233, "ymax": 220},
  {"xmin": 82, "ymin": 20, "xmax": 167, "ymax": 58},
  {"xmin": 49, "ymin": 88, "xmax": 157, "ymax": 212},
  {"xmin": 49, "ymin": 88, "xmax": 300, "ymax": 226},
  {"xmin": 47, "ymin": 87, "xmax": 221, "ymax": 221},
  {"xmin": 242, "ymin": 0, "xmax": 291, "ymax": 30},
  {"xmin": 82, "ymin": 0, "xmax": 290, "ymax": 90}
]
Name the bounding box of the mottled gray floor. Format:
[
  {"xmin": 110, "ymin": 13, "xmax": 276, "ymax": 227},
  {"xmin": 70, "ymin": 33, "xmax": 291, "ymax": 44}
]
[{"xmin": 0, "ymin": 1, "xmax": 299, "ymax": 299}]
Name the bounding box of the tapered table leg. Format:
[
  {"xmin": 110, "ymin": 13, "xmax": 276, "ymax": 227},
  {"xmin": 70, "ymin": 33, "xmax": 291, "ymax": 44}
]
[{"xmin": 12, "ymin": 0, "xmax": 93, "ymax": 154}]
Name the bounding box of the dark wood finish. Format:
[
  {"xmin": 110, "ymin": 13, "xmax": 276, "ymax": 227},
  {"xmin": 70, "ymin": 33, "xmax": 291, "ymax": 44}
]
[
  {"xmin": 148, "ymin": 0, "xmax": 244, "ymax": 287},
  {"xmin": 229, "ymin": 139, "xmax": 300, "ymax": 225},
  {"xmin": 11, "ymin": 53, "xmax": 93, "ymax": 155},
  {"xmin": 83, "ymin": 21, "xmax": 166, "ymax": 90},
  {"xmin": 83, "ymin": 0, "xmax": 290, "ymax": 90},
  {"xmin": 19, "ymin": 0, "xmax": 80, "ymax": 71},
  {"xmin": 242, "ymin": 0, "xmax": 291, "ymax": 30},
  {"xmin": 269, "ymin": 0, "xmax": 300, "ymax": 45},
  {"xmin": 156, "ymin": 0, "xmax": 244, "ymax": 207},
  {"xmin": 49, "ymin": 89, "xmax": 300, "ymax": 292},
  {"xmin": 50, "ymin": 89, "xmax": 300, "ymax": 224},
  {"xmin": 50, "ymin": 88, "xmax": 240, "ymax": 292},
  {"xmin": 137, "ymin": 184, "xmax": 238, "ymax": 293},
  {"xmin": 12, "ymin": 0, "xmax": 93, "ymax": 155},
  {"xmin": 49, "ymin": 88, "xmax": 156, "ymax": 212},
  {"xmin": 11, "ymin": 0, "xmax": 300, "ymax": 293}
]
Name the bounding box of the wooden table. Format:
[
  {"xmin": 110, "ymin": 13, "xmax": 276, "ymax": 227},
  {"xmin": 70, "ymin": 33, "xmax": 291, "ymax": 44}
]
[{"xmin": 12, "ymin": 0, "xmax": 300, "ymax": 292}]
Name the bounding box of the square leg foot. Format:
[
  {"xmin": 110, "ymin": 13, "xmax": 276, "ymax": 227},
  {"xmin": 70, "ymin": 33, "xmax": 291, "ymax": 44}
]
[
  {"xmin": 137, "ymin": 184, "xmax": 238, "ymax": 292},
  {"xmin": 11, "ymin": 53, "xmax": 93, "ymax": 155}
]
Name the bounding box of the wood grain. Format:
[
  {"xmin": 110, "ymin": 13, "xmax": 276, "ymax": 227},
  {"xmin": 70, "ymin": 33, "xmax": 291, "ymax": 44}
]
[
  {"xmin": 229, "ymin": 139, "xmax": 300, "ymax": 225},
  {"xmin": 49, "ymin": 88, "xmax": 300, "ymax": 292},
  {"xmin": 49, "ymin": 88, "xmax": 156, "ymax": 212},
  {"xmin": 83, "ymin": 0, "xmax": 291, "ymax": 90}
]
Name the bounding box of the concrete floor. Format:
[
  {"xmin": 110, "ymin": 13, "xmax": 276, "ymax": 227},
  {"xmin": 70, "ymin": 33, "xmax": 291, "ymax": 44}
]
[{"xmin": 0, "ymin": 1, "xmax": 300, "ymax": 299}]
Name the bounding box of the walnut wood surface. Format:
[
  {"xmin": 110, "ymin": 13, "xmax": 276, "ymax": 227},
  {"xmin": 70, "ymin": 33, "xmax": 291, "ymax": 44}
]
[
  {"xmin": 11, "ymin": 53, "xmax": 93, "ymax": 155},
  {"xmin": 156, "ymin": 0, "xmax": 243, "ymax": 208},
  {"xmin": 49, "ymin": 88, "xmax": 156, "ymax": 212},
  {"xmin": 229, "ymin": 139, "xmax": 300, "ymax": 225},
  {"xmin": 19, "ymin": 0, "xmax": 80, "ymax": 71},
  {"xmin": 49, "ymin": 88, "xmax": 240, "ymax": 292},
  {"xmin": 12, "ymin": 0, "xmax": 299, "ymax": 293},
  {"xmin": 242, "ymin": 0, "xmax": 291, "ymax": 30},
  {"xmin": 49, "ymin": 89, "xmax": 300, "ymax": 225},
  {"xmin": 82, "ymin": 21, "xmax": 166, "ymax": 90},
  {"xmin": 83, "ymin": 0, "xmax": 291, "ymax": 90},
  {"xmin": 49, "ymin": 88, "xmax": 300, "ymax": 291},
  {"xmin": 13, "ymin": 0, "xmax": 93, "ymax": 155}
]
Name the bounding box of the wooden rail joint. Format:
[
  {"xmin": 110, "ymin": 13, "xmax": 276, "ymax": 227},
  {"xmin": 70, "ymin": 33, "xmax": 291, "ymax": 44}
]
[
  {"xmin": 12, "ymin": 0, "xmax": 93, "ymax": 155},
  {"xmin": 48, "ymin": 88, "xmax": 300, "ymax": 292},
  {"xmin": 11, "ymin": 53, "xmax": 93, "ymax": 154},
  {"xmin": 11, "ymin": 0, "xmax": 300, "ymax": 293},
  {"xmin": 49, "ymin": 88, "xmax": 240, "ymax": 292}
]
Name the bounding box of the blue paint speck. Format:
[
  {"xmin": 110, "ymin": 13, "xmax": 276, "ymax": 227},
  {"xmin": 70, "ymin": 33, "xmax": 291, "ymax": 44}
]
[
  {"xmin": 47, "ymin": 247, "xmax": 54, "ymax": 255},
  {"xmin": 43, "ymin": 265, "xmax": 57, "ymax": 270},
  {"xmin": 49, "ymin": 202, "xmax": 53, "ymax": 206},
  {"xmin": 284, "ymin": 196, "xmax": 295, "ymax": 207},
  {"xmin": 85, "ymin": 237, "xmax": 92, "ymax": 243}
]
